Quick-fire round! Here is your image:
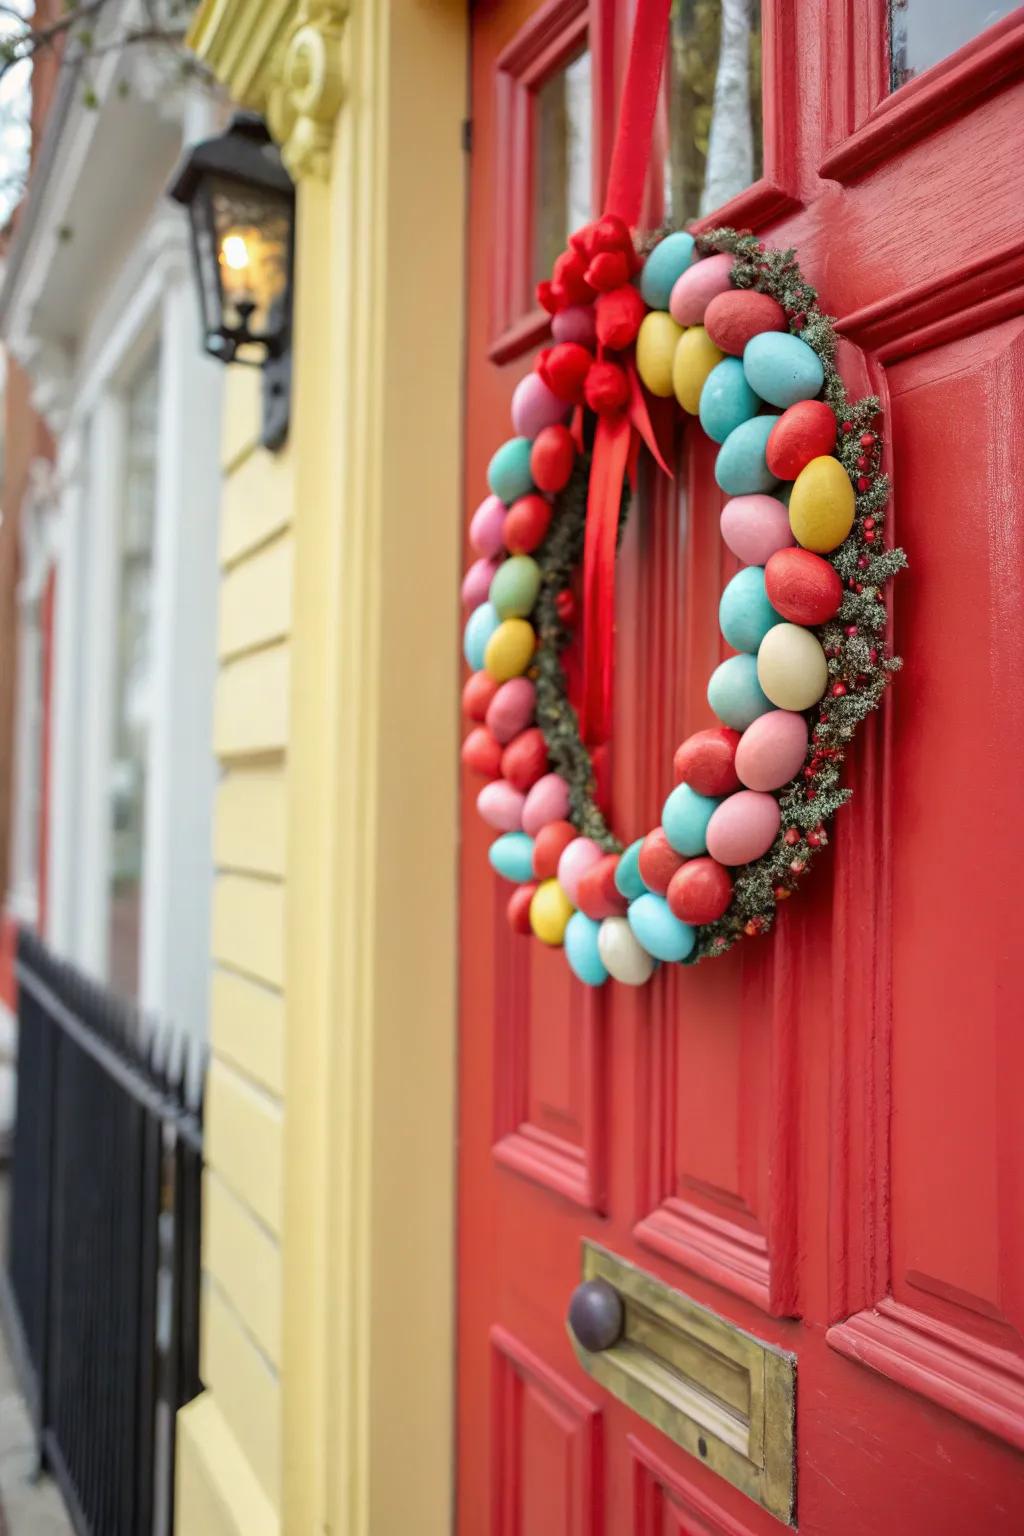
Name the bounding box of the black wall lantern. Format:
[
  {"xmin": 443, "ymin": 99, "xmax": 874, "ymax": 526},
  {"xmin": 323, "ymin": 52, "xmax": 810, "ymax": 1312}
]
[{"xmin": 168, "ymin": 113, "xmax": 296, "ymax": 452}]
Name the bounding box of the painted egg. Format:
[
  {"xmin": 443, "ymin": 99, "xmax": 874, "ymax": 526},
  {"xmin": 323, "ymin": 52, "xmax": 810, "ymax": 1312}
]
[
  {"xmin": 462, "ymin": 669, "xmax": 499, "ymax": 722},
  {"xmin": 501, "ymin": 728, "xmax": 548, "ymax": 793},
  {"xmin": 463, "ymin": 601, "xmax": 500, "ymax": 670},
  {"xmin": 628, "ymin": 893, "xmax": 696, "ymax": 963},
  {"xmin": 735, "ymin": 710, "xmax": 809, "ymax": 791},
  {"xmin": 757, "ymin": 623, "xmax": 829, "ymax": 710},
  {"xmin": 788, "ymin": 455, "xmax": 855, "ymax": 553},
  {"xmin": 557, "ymin": 837, "xmax": 604, "ymax": 906},
  {"xmin": 707, "ymin": 653, "xmax": 775, "ymax": 731},
  {"xmin": 705, "ymin": 290, "xmax": 787, "ymax": 356},
  {"xmin": 718, "ymin": 566, "xmax": 783, "ymax": 654},
  {"xmin": 673, "ymin": 727, "xmax": 741, "ymax": 797},
  {"xmin": 720, "ymin": 494, "xmax": 795, "ymax": 565},
  {"xmin": 698, "ymin": 357, "xmax": 760, "ymax": 444},
  {"xmin": 766, "ymin": 400, "xmax": 837, "ymax": 480},
  {"xmin": 640, "ymin": 231, "xmax": 696, "ymax": 309},
  {"xmin": 484, "ymin": 618, "xmax": 536, "ymax": 681},
  {"xmin": 669, "ymin": 252, "xmax": 734, "ymax": 325},
  {"xmin": 715, "ymin": 415, "xmax": 781, "ymax": 496},
  {"xmin": 552, "ymin": 304, "xmax": 597, "ymax": 347},
  {"xmin": 469, "ymin": 494, "xmax": 507, "ymax": 558},
  {"xmin": 530, "ymin": 879, "xmax": 574, "ymax": 946},
  {"xmin": 511, "ymin": 372, "xmax": 569, "ymax": 438},
  {"xmin": 486, "ymin": 677, "xmax": 535, "ymax": 744},
  {"xmin": 638, "ymin": 828, "xmax": 685, "ymax": 894},
  {"xmin": 532, "ymin": 819, "xmax": 577, "ymax": 879},
  {"xmin": 487, "ymin": 437, "xmax": 535, "ymax": 504},
  {"xmin": 477, "ymin": 779, "xmax": 525, "ymax": 832},
  {"xmin": 507, "ymin": 882, "xmax": 537, "ymax": 935},
  {"xmin": 564, "ymin": 912, "xmax": 609, "ymax": 986},
  {"xmin": 597, "ymin": 915, "xmax": 657, "ymax": 986},
  {"xmin": 503, "ymin": 494, "xmax": 552, "ymax": 555},
  {"xmin": 662, "ymin": 783, "xmax": 723, "ymax": 857},
  {"xmin": 489, "ymin": 554, "xmax": 541, "ymax": 619},
  {"xmin": 672, "ymin": 326, "xmax": 724, "ymax": 414},
  {"xmin": 530, "ymin": 425, "xmax": 576, "ymax": 494},
  {"xmin": 614, "ymin": 838, "xmax": 647, "ymax": 901},
  {"xmin": 764, "ymin": 547, "xmax": 843, "ymax": 625},
  {"xmin": 462, "ymin": 556, "xmax": 500, "ymax": 609},
  {"xmin": 522, "ymin": 773, "xmax": 570, "ymax": 836},
  {"xmin": 706, "ymin": 790, "xmax": 781, "ymax": 866},
  {"xmin": 666, "ymin": 858, "xmax": 733, "ymax": 925},
  {"xmin": 743, "ymin": 333, "xmax": 825, "ymax": 410},
  {"xmin": 461, "ymin": 725, "xmax": 503, "ymax": 778},
  {"xmin": 577, "ymin": 854, "xmax": 628, "ymax": 921},
  {"xmin": 489, "ymin": 832, "xmax": 535, "ymax": 883},
  {"xmin": 636, "ymin": 312, "xmax": 685, "ymax": 398}
]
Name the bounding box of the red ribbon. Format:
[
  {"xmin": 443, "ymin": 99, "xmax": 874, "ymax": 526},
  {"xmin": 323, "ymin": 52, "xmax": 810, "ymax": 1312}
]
[{"xmin": 580, "ymin": 0, "xmax": 673, "ymax": 747}]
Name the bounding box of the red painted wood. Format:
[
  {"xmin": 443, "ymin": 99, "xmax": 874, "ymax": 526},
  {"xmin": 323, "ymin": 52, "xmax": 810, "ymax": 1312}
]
[{"xmin": 459, "ymin": 2, "xmax": 1024, "ymax": 1531}]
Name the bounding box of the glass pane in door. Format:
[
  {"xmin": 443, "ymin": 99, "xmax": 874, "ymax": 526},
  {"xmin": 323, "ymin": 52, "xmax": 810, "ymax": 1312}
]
[
  {"xmin": 889, "ymin": 0, "xmax": 1017, "ymax": 89},
  {"xmin": 533, "ymin": 46, "xmax": 592, "ymax": 285}
]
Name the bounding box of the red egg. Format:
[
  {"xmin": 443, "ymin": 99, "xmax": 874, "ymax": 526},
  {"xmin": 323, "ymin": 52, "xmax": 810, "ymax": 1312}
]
[
  {"xmin": 704, "ymin": 291, "xmax": 787, "ymax": 356},
  {"xmin": 766, "ymin": 401, "xmax": 838, "ymax": 480},
  {"xmin": 501, "ymin": 727, "xmax": 549, "ymax": 793},
  {"xmin": 504, "ymin": 494, "xmax": 552, "ymax": 554},
  {"xmin": 764, "ymin": 548, "xmax": 844, "ymax": 626},
  {"xmin": 576, "ymin": 854, "xmax": 628, "ymax": 920},
  {"xmin": 637, "ymin": 828, "xmax": 685, "ymax": 894},
  {"xmin": 463, "ymin": 669, "xmax": 500, "ymax": 722},
  {"xmin": 673, "ymin": 727, "xmax": 742, "ymax": 796},
  {"xmin": 667, "ymin": 858, "xmax": 733, "ymax": 924},
  {"xmin": 507, "ymin": 882, "xmax": 538, "ymax": 935},
  {"xmin": 461, "ymin": 725, "xmax": 503, "ymax": 778},
  {"xmin": 532, "ymin": 819, "xmax": 577, "ymax": 880},
  {"xmin": 531, "ymin": 425, "xmax": 576, "ymax": 494}
]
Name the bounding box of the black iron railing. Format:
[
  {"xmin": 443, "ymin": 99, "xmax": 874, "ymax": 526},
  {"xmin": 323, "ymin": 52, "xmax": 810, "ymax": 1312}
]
[{"xmin": 2, "ymin": 927, "xmax": 204, "ymax": 1536}]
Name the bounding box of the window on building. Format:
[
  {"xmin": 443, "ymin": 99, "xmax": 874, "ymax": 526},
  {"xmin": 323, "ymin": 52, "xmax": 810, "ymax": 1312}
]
[
  {"xmin": 533, "ymin": 46, "xmax": 593, "ymax": 287},
  {"xmin": 889, "ymin": 1, "xmax": 1017, "ymax": 89}
]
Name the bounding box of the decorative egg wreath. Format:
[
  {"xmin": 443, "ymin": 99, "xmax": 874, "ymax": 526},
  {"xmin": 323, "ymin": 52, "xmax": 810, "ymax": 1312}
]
[{"xmin": 461, "ymin": 222, "xmax": 906, "ymax": 987}]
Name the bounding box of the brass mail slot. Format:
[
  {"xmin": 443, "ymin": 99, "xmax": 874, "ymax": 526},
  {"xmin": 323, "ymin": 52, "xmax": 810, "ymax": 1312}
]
[{"xmin": 569, "ymin": 1242, "xmax": 796, "ymax": 1525}]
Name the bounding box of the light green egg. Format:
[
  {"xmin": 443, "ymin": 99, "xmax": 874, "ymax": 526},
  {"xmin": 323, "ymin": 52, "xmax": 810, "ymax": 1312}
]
[{"xmin": 490, "ymin": 555, "xmax": 541, "ymax": 619}]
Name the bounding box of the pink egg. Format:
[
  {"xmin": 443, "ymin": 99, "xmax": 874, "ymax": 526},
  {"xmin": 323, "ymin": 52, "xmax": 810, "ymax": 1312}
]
[
  {"xmin": 461, "ymin": 556, "xmax": 499, "ymax": 609},
  {"xmin": 556, "ymin": 837, "xmax": 603, "ymax": 906},
  {"xmin": 522, "ymin": 773, "xmax": 570, "ymax": 836},
  {"xmin": 669, "ymin": 252, "xmax": 735, "ymax": 326},
  {"xmin": 486, "ymin": 678, "xmax": 536, "ymax": 744},
  {"xmin": 511, "ymin": 372, "xmax": 571, "ymax": 438},
  {"xmin": 552, "ymin": 304, "xmax": 597, "ymax": 347},
  {"xmin": 477, "ymin": 780, "xmax": 526, "ymax": 832},
  {"xmin": 705, "ymin": 791, "xmax": 782, "ymax": 866},
  {"xmin": 720, "ymin": 495, "xmax": 796, "ymax": 565},
  {"xmin": 735, "ymin": 710, "xmax": 809, "ymax": 791},
  {"xmin": 470, "ymin": 494, "xmax": 508, "ymax": 558}
]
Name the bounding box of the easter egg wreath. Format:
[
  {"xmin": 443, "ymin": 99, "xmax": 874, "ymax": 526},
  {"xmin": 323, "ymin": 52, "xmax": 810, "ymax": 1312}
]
[{"xmin": 462, "ymin": 223, "xmax": 906, "ymax": 987}]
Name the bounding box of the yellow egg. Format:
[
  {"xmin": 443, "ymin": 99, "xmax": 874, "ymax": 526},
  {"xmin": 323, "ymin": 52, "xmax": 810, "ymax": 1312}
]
[
  {"xmin": 672, "ymin": 325, "xmax": 724, "ymax": 414},
  {"xmin": 530, "ymin": 878, "xmax": 574, "ymax": 946},
  {"xmin": 788, "ymin": 455, "xmax": 856, "ymax": 553},
  {"xmin": 484, "ymin": 618, "xmax": 535, "ymax": 682},
  {"xmin": 757, "ymin": 623, "xmax": 829, "ymax": 710},
  {"xmin": 636, "ymin": 312, "xmax": 685, "ymax": 398}
]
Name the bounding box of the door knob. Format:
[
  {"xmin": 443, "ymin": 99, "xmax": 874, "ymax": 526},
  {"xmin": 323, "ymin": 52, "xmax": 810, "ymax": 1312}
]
[{"xmin": 567, "ymin": 1277, "xmax": 624, "ymax": 1352}]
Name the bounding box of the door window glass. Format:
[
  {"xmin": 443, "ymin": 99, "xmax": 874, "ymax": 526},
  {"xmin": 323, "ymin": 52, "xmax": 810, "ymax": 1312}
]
[
  {"xmin": 662, "ymin": 0, "xmax": 763, "ymax": 223},
  {"xmin": 889, "ymin": 1, "xmax": 1017, "ymax": 89},
  {"xmin": 533, "ymin": 47, "xmax": 592, "ymax": 285}
]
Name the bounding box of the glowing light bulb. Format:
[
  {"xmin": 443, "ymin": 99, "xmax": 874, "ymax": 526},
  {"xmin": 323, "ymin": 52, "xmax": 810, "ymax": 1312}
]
[{"xmin": 221, "ymin": 233, "xmax": 250, "ymax": 271}]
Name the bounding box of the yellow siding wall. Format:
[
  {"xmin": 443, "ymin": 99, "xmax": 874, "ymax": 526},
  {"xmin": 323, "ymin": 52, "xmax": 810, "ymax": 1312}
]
[{"xmin": 177, "ymin": 367, "xmax": 290, "ymax": 1536}]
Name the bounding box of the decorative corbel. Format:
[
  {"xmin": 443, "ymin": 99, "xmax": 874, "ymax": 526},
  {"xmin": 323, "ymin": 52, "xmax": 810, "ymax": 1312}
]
[{"xmin": 279, "ymin": 0, "xmax": 348, "ymax": 180}]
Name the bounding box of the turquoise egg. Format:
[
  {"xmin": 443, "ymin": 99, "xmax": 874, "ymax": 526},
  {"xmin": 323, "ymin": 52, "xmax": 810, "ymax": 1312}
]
[
  {"xmin": 743, "ymin": 333, "xmax": 825, "ymax": 410},
  {"xmin": 490, "ymin": 555, "xmax": 541, "ymax": 619},
  {"xmin": 565, "ymin": 912, "xmax": 609, "ymax": 986},
  {"xmin": 719, "ymin": 566, "xmax": 783, "ymax": 653},
  {"xmin": 707, "ymin": 653, "xmax": 776, "ymax": 731},
  {"xmin": 640, "ymin": 232, "xmax": 696, "ymax": 310},
  {"xmin": 464, "ymin": 601, "xmax": 500, "ymax": 670},
  {"xmin": 615, "ymin": 838, "xmax": 646, "ymax": 900},
  {"xmin": 488, "ymin": 832, "xmax": 535, "ymax": 883},
  {"xmin": 628, "ymin": 893, "xmax": 696, "ymax": 963},
  {"xmin": 487, "ymin": 437, "xmax": 535, "ymax": 504},
  {"xmin": 699, "ymin": 358, "xmax": 760, "ymax": 444},
  {"xmin": 715, "ymin": 415, "xmax": 780, "ymax": 495},
  {"xmin": 662, "ymin": 783, "xmax": 723, "ymax": 857}
]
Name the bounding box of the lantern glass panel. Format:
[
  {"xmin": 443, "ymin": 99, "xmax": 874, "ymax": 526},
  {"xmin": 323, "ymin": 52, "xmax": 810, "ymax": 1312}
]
[
  {"xmin": 188, "ymin": 180, "xmax": 226, "ymax": 356},
  {"xmin": 208, "ymin": 175, "xmax": 292, "ymax": 351}
]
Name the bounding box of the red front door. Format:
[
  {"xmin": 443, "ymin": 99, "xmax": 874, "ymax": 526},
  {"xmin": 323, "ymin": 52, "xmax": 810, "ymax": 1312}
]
[{"xmin": 458, "ymin": 4, "xmax": 1024, "ymax": 1532}]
